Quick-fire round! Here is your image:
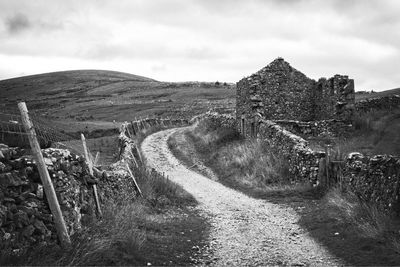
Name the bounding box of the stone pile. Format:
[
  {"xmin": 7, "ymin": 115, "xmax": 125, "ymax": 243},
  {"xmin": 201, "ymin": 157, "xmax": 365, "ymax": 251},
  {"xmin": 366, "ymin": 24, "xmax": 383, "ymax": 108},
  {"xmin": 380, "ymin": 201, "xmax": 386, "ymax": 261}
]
[{"xmin": 343, "ymin": 153, "xmax": 400, "ymax": 213}]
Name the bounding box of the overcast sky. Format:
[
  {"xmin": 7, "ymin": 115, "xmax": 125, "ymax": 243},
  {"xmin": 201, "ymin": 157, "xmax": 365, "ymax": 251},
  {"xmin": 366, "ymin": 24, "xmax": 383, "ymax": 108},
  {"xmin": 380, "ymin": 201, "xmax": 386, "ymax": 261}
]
[{"xmin": 0, "ymin": 0, "xmax": 399, "ymax": 91}]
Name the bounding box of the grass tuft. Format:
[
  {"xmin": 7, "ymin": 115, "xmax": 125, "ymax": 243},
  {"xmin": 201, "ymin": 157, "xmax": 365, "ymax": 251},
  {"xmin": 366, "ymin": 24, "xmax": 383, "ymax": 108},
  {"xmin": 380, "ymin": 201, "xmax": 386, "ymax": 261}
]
[{"xmin": 326, "ymin": 188, "xmax": 392, "ymax": 239}]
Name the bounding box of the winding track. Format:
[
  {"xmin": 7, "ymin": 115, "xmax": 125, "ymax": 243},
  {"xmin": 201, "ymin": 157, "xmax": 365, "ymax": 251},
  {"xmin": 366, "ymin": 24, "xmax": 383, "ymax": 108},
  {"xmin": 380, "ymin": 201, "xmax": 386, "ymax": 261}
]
[{"xmin": 141, "ymin": 127, "xmax": 343, "ymax": 266}]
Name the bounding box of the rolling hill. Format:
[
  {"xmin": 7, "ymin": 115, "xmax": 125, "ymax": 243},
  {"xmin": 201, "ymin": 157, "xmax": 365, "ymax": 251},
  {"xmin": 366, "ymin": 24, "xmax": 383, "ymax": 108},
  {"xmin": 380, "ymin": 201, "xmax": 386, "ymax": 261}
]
[
  {"xmin": 355, "ymin": 87, "xmax": 400, "ymax": 101},
  {"xmin": 0, "ymin": 70, "xmax": 235, "ymax": 133}
]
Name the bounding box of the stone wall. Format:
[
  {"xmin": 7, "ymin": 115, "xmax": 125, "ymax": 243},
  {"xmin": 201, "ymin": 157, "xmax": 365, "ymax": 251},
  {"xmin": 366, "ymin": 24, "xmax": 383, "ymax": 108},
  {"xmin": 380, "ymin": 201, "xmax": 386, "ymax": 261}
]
[
  {"xmin": 196, "ymin": 112, "xmax": 400, "ymax": 213},
  {"xmin": 257, "ymin": 120, "xmax": 324, "ymax": 185},
  {"xmin": 236, "ymin": 58, "xmax": 355, "ymax": 138},
  {"xmin": 273, "ymin": 119, "xmax": 352, "ymax": 138},
  {"xmin": 191, "ymin": 111, "xmax": 236, "ymax": 129},
  {"xmin": 355, "ymin": 95, "xmax": 400, "ymax": 112},
  {"xmin": 343, "ymin": 153, "xmax": 400, "ymax": 213},
  {"xmin": 0, "ymin": 137, "xmax": 137, "ymax": 253}
]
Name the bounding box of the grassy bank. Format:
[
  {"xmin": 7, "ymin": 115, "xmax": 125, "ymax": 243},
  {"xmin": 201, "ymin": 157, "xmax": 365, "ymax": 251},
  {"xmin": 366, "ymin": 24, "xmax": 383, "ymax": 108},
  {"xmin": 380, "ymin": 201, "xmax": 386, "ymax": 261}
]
[{"xmin": 169, "ymin": 119, "xmax": 400, "ymax": 266}]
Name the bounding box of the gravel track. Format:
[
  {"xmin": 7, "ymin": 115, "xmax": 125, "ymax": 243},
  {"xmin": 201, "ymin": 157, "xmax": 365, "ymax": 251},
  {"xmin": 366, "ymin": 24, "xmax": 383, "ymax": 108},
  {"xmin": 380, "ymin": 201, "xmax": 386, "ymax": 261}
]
[{"xmin": 141, "ymin": 127, "xmax": 343, "ymax": 266}]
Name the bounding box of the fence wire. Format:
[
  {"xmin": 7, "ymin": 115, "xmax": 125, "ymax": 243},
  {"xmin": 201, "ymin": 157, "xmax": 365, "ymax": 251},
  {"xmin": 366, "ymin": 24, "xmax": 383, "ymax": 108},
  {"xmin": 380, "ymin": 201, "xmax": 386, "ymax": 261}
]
[{"xmin": 0, "ymin": 107, "xmax": 113, "ymax": 164}]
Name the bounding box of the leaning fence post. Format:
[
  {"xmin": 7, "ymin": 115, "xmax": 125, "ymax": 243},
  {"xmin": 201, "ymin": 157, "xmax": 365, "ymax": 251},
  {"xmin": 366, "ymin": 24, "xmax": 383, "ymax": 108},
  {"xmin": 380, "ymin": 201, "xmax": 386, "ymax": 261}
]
[
  {"xmin": 81, "ymin": 133, "xmax": 102, "ymax": 217},
  {"xmin": 135, "ymin": 144, "xmax": 143, "ymax": 163},
  {"xmin": 94, "ymin": 151, "xmax": 100, "ymax": 166},
  {"xmin": 18, "ymin": 102, "xmax": 71, "ymax": 248},
  {"xmin": 126, "ymin": 163, "xmax": 143, "ymax": 197}
]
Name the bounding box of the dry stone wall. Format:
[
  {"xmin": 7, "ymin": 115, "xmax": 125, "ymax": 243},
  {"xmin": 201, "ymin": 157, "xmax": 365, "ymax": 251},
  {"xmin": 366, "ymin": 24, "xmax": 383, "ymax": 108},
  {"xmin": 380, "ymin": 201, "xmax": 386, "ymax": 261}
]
[
  {"xmin": 191, "ymin": 111, "xmax": 236, "ymax": 129},
  {"xmin": 0, "ymin": 139, "xmax": 137, "ymax": 253},
  {"xmin": 252, "ymin": 119, "xmax": 400, "ymax": 214},
  {"xmin": 355, "ymin": 95, "xmax": 400, "ymax": 112},
  {"xmin": 273, "ymin": 119, "xmax": 352, "ymax": 138},
  {"xmin": 193, "ymin": 113, "xmax": 400, "ymax": 213},
  {"xmin": 257, "ymin": 120, "xmax": 323, "ymax": 185},
  {"xmin": 343, "ymin": 153, "xmax": 400, "ymax": 213}
]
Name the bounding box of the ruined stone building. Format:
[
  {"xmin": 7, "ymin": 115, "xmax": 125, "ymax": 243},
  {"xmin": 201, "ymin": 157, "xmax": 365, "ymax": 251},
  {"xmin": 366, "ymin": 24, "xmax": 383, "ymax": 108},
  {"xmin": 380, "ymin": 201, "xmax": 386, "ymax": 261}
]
[{"xmin": 236, "ymin": 58, "xmax": 355, "ymax": 136}]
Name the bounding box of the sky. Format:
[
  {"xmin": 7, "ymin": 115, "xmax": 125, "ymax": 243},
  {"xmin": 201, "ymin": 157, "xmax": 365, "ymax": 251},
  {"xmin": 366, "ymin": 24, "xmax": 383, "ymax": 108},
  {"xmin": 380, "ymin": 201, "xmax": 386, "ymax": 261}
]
[{"xmin": 0, "ymin": 0, "xmax": 399, "ymax": 91}]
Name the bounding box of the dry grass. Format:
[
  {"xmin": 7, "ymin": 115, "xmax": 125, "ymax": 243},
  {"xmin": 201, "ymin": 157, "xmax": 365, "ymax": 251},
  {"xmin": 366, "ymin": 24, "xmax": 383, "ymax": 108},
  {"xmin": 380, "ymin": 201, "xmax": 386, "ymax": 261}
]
[
  {"xmin": 326, "ymin": 188, "xmax": 392, "ymax": 239},
  {"xmin": 296, "ymin": 187, "xmax": 400, "ymax": 265},
  {"xmin": 189, "ymin": 119, "xmax": 290, "ymax": 189}
]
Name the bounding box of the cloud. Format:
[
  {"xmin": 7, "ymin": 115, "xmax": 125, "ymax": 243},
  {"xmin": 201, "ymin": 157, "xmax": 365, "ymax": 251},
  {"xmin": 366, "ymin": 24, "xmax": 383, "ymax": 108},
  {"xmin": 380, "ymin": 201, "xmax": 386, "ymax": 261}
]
[
  {"xmin": 0, "ymin": 0, "xmax": 400, "ymax": 91},
  {"xmin": 5, "ymin": 13, "xmax": 30, "ymax": 34}
]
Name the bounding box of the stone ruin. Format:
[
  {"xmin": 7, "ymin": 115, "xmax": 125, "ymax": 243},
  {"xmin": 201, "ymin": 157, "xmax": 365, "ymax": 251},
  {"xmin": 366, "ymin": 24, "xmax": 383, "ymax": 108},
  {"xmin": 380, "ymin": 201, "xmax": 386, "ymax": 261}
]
[
  {"xmin": 236, "ymin": 57, "xmax": 355, "ymax": 137},
  {"xmin": 232, "ymin": 58, "xmax": 400, "ymax": 214}
]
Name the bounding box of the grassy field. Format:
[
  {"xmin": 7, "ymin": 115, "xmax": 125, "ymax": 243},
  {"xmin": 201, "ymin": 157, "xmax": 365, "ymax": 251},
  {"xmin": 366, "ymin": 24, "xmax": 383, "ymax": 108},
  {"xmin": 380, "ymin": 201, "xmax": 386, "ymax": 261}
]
[{"xmin": 168, "ymin": 118, "xmax": 400, "ymax": 266}]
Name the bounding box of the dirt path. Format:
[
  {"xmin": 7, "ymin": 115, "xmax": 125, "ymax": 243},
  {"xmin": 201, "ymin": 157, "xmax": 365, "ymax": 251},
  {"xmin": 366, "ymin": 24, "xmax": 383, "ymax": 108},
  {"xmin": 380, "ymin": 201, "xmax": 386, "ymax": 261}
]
[{"xmin": 142, "ymin": 127, "xmax": 343, "ymax": 266}]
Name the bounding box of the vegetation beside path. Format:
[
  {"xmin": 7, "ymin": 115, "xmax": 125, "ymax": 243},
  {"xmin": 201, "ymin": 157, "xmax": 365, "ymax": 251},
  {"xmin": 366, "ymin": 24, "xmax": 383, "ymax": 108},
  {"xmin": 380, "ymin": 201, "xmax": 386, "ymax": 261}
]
[
  {"xmin": 168, "ymin": 119, "xmax": 400, "ymax": 266},
  {"xmin": 1, "ymin": 125, "xmax": 210, "ymax": 266}
]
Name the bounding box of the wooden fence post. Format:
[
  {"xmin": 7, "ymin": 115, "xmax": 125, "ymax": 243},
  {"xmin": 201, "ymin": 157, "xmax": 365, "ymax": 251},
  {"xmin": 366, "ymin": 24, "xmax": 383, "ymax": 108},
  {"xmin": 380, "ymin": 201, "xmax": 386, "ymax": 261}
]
[
  {"xmin": 81, "ymin": 134, "xmax": 102, "ymax": 217},
  {"xmin": 126, "ymin": 163, "xmax": 143, "ymax": 197},
  {"xmin": 125, "ymin": 123, "xmax": 133, "ymax": 138},
  {"xmin": 129, "ymin": 150, "xmax": 139, "ymax": 168},
  {"xmin": 130, "ymin": 121, "xmax": 136, "ymax": 136},
  {"xmin": 18, "ymin": 102, "xmax": 71, "ymax": 248},
  {"xmin": 135, "ymin": 144, "xmax": 143, "ymax": 163},
  {"xmin": 94, "ymin": 151, "xmax": 100, "ymax": 166}
]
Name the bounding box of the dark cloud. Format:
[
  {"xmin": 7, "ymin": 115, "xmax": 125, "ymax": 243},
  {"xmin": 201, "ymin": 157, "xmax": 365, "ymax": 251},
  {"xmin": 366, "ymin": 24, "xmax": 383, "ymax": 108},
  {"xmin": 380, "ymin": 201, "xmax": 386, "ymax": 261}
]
[
  {"xmin": 3, "ymin": 12, "xmax": 64, "ymax": 36},
  {"xmin": 5, "ymin": 13, "xmax": 30, "ymax": 34}
]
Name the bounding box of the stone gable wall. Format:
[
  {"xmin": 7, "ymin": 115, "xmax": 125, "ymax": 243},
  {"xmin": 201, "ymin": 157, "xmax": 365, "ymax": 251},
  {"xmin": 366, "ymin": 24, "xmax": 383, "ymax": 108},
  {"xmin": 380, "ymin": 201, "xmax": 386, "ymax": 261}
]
[{"xmin": 236, "ymin": 58, "xmax": 355, "ymax": 138}]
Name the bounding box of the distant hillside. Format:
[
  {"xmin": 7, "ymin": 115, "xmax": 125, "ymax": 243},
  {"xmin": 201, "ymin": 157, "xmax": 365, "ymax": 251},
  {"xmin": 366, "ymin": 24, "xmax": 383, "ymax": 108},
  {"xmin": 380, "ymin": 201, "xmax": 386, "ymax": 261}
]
[
  {"xmin": 0, "ymin": 70, "xmax": 235, "ymax": 133},
  {"xmin": 0, "ymin": 70, "xmax": 157, "ymax": 102},
  {"xmin": 355, "ymin": 87, "xmax": 400, "ymax": 101}
]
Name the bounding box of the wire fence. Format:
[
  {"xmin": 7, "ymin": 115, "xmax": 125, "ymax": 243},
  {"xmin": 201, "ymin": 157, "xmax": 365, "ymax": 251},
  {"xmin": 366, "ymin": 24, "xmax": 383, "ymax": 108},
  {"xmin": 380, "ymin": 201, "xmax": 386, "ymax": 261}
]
[
  {"xmin": 0, "ymin": 105, "xmax": 119, "ymax": 166},
  {"xmin": 0, "ymin": 103, "xmax": 189, "ymax": 167}
]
